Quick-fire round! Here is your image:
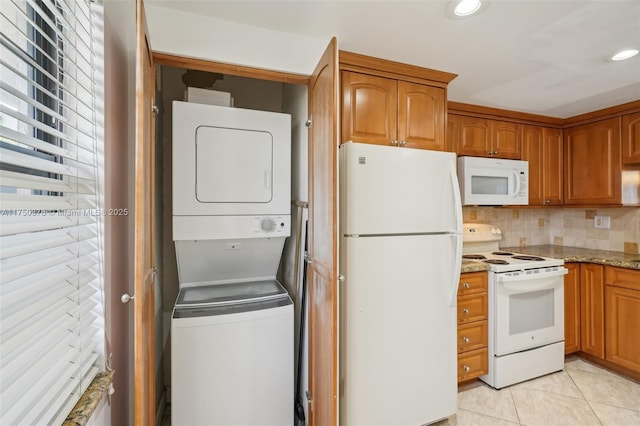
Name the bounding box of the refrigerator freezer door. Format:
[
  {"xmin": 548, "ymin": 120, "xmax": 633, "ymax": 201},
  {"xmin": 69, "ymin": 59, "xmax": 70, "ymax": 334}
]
[
  {"xmin": 341, "ymin": 234, "xmax": 458, "ymax": 425},
  {"xmin": 340, "ymin": 142, "xmax": 461, "ymax": 236}
]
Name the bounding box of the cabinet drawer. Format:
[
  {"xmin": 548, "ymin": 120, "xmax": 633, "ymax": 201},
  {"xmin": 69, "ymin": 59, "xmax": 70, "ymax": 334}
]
[
  {"xmin": 458, "ymin": 348, "xmax": 488, "ymax": 382},
  {"xmin": 457, "ymin": 321, "xmax": 488, "ymax": 353},
  {"xmin": 458, "ymin": 272, "xmax": 488, "ymax": 296},
  {"xmin": 605, "ymin": 266, "xmax": 640, "ymax": 291},
  {"xmin": 457, "ymin": 293, "xmax": 488, "ymax": 324}
]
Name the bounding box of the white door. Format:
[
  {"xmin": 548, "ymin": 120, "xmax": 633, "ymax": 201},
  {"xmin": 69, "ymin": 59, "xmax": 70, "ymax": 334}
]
[
  {"xmin": 341, "ymin": 233, "xmax": 458, "ymax": 426},
  {"xmin": 196, "ymin": 126, "xmax": 273, "ymax": 203},
  {"xmin": 494, "ymin": 268, "xmax": 566, "ymax": 356},
  {"xmin": 340, "ymin": 142, "xmax": 461, "ymax": 235}
]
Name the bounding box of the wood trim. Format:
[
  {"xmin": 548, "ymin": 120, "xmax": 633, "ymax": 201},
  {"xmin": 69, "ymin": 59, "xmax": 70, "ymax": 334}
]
[
  {"xmin": 339, "ymin": 50, "xmax": 457, "ymax": 85},
  {"xmin": 448, "ymin": 101, "xmax": 564, "ymax": 127},
  {"xmin": 563, "ymin": 100, "xmax": 640, "ymax": 127},
  {"xmin": 153, "ymin": 52, "xmax": 310, "ymax": 85}
]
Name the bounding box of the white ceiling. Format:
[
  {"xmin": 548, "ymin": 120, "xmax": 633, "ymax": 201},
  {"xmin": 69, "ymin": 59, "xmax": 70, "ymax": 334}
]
[{"xmin": 146, "ymin": 0, "xmax": 640, "ymax": 118}]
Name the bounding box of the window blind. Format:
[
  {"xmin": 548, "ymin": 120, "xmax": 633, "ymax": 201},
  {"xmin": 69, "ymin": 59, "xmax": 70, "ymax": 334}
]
[{"xmin": 0, "ymin": 0, "xmax": 105, "ymax": 424}]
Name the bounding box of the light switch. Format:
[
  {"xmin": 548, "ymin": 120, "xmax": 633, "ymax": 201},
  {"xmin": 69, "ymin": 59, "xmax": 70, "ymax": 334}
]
[{"xmin": 593, "ymin": 215, "xmax": 611, "ymax": 229}]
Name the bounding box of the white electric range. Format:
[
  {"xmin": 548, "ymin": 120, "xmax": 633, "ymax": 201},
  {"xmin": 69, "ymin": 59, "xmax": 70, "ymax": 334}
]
[{"xmin": 462, "ymin": 223, "xmax": 568, "ymax": 389}]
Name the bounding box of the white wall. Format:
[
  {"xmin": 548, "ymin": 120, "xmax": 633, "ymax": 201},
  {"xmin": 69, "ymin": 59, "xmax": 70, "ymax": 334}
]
[
  {"xmin": 102, "ymin": 0, "xmax": 136, "ymax": 424},
  {"xmin": 146, "ymin": 4, "xmax": 328, "ymax": 75}
]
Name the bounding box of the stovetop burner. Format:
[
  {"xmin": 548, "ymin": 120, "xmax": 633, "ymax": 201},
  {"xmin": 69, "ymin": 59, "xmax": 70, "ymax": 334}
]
[
  {"xmin": 492, "ymin": 251, "xmax": 514, "ymax": 256},
  {"xmin": 483, "ymin": 259, "xmax": 509, "ymax": 265},
  {"xmin": 511, "ymin": 255, "xmax": 545, "ymax": 261},
  {"xmin": 463, "ymin": 254, "xmax": 487, "ymax": 260}
]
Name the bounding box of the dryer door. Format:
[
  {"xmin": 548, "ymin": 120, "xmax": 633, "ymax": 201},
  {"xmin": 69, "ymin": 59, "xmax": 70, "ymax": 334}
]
[{"xmin": 196, "ymin": 126, "xmax": 273, "ymax": 203}]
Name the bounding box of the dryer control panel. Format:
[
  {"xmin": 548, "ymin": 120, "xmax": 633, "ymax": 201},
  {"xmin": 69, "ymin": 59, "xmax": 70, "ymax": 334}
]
[{"xmin": 255, "ymin": 216, "xmax": 289, "ymax": 236}]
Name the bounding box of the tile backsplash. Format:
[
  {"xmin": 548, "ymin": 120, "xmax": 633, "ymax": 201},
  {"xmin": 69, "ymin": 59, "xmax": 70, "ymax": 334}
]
[{"xmin": 463, "ymin": 207, "xmax": 640, "ymax": 254}]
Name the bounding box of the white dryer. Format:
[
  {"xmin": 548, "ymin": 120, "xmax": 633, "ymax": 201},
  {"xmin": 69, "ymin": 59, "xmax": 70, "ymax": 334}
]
[{"xmin": 170, "ymin": 101, "xmax": 293, "ymax": 426}]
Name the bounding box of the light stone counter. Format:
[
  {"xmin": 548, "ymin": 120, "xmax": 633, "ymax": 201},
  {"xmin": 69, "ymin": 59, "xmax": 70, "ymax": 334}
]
[{"xmin": 500, "ymin": 245, "xmax": 640, "ymax": 271}]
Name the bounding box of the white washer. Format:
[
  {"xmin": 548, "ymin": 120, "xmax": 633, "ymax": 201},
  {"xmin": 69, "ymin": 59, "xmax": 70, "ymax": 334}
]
[
  {"xmin": 170, "ymin": 102, "xmax": 293, "ymax": 425},
  {"xmin": 172, "ymin": 280, "xmax": 293, "ymax": 425}
]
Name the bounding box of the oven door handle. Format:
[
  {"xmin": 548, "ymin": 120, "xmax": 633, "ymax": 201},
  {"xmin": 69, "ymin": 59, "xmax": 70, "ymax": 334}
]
[{"xmin": 497, "ymin": 268, "xmax": 568, "ymax": 291}]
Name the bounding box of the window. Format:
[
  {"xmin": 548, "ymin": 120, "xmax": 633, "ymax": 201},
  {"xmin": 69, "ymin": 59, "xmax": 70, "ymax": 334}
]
[{"xmin": 0, "ymin": 0, "xmax": 105, "ymax": 424}]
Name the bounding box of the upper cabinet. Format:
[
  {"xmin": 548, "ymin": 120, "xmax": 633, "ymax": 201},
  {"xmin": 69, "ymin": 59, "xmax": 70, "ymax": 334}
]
[
  {"xmin": 341, "ymin": 71, "xmax": 446, "ymax": 150},
  {"xmin": 564, "ymin": 118, "xmax": 622, "ymax": 205},
  {"xmin": 339, "ymin": 51, "xmax": 457, "ymax": 152},
  {"xmin": 522, "ymin": 125, "xmax": 563, "ymax": 206},
  {"xmin": 622, "ymin": 112, "xmax": 640, "ymax": 164},
  {"xmin": 450, "ymin": 115, "xmax": 521, "ymax": 159}
]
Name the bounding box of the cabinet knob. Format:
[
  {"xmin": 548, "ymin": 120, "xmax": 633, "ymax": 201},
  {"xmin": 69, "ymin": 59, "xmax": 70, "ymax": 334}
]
[
  {"xmin": 494, "ymin": 150, "xmax": 499, "ymax": 155},
  {"xmin": 463, "ymin": 365, "xmax": 471, "ymax": 372},
  {"xmin": 463, "ymin": 337, "xmax": 470, "ymax": 343},
  {"xmin": 463, "ymin": 282, "xmax": 470, "ymax": 289},
  {"xmin": 463, "ymin": 308, "xmax": 470, "ymax": 314},
  {"xmin": 400, "ymin": 140, "xmax": 407, "ymax": 146},
  {"xmin": 121, "ymin": 293, "xmax": 134, "ymax": 304},
  {"xmin": 391, "ymin": 140, "xmax": 398, "ymax": 146},
  {"xmin": 544, "ymin": 199, "xmax": 551, "ymax": 204}
]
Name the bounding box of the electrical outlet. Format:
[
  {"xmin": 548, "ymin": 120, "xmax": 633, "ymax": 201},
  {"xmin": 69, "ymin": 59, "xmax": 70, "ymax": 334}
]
[{"xmin": 594, "ymin": 215, "xmax": 611, "ymax": 229}]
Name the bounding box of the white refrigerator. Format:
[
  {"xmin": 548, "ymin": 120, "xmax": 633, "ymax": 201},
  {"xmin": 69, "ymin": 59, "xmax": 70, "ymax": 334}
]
[{"xmin": 339, "ymin": 142, "xmax": 463, "ymax": 426}]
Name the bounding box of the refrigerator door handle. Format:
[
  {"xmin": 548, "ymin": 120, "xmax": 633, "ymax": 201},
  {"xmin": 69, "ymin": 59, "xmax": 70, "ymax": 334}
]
[
  {"xmin": 448, "ymin": 233, "xmax": 462, "ymax": 307},
  {"xmin": 449, "ymin": 162, "xmax": 463, "ymax": 235}
]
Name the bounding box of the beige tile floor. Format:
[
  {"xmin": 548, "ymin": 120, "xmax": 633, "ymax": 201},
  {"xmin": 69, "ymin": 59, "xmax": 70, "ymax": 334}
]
[
  {"xmin": 438, "ymin": 356, "xmax": 640, "ymax": 426},
  {"xmin": 162, "ymin": 356, "xmax": 640, "ymax": 426}
]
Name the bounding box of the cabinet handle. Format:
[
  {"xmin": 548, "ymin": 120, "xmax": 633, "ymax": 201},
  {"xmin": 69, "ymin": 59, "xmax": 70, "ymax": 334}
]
[
  {"xmin": 463, "ymin": 337, "xmax": 470, "ymax": 343},
  {"xmin": 463, "ymin": 282, "xmax": 470, "ymax": 289},
  {"xmin": 463, "ymin": 308, "xmax": 470, "ymax": 314},
  {"xmin": 463, "ymin": 365, "xmax": 471, "ymax": 372},
  {"xmin": 400, "ymin": 140, "xmax": 407, "ymax": 146},
  {"xmin": 391, "ymin": 140, "xmax": 398, "ymax": 146}
]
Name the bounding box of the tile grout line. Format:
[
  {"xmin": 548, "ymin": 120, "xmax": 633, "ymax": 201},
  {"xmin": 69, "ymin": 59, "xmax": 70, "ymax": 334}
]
[
  {"xmin": 565, "ymin": 366, "xmax": 604, "ymax": 426},
  {"xmin": 508, "ymin": 387, "xmax": 523, "ymax": 425}
]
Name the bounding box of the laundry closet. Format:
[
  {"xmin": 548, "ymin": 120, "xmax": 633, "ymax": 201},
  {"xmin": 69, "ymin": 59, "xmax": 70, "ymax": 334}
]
[{"xmin": 154, "ymin": 65, "xmax": 309, "ymax": 424}]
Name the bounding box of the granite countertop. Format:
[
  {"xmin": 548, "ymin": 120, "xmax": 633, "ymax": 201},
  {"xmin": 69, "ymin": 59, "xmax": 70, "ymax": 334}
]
[
  {"xmin": 500, "ymin": 245, "xmax": 640, "ymax": 271},
  {"xmin": 461, "ymin": 259, "xmax": 490, "ymax": 273}
]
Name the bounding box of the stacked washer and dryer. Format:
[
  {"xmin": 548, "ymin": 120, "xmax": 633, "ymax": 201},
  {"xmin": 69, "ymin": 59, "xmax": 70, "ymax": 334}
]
[{"xmin": 170, "ymin": 101, "xmax": 293, "ymax": 425}]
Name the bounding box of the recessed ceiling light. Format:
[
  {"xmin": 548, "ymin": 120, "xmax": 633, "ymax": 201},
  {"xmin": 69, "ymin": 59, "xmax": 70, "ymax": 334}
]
[
  {"xmin": 454, "ymin": 0, "xmax": 482, "ymax": 16},
  {"xmin": 446, "ymin": 0, "xmax": 487, "ymax": 19},
  {"xmin": 611, "ymin": 49, "xmax": 639, "ymax": 61}
]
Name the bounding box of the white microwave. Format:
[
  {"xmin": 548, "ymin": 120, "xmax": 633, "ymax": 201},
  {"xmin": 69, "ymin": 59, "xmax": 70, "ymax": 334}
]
[{"xmin": 457, "ymin": 156, "xmax": 528, "ymax": 206}]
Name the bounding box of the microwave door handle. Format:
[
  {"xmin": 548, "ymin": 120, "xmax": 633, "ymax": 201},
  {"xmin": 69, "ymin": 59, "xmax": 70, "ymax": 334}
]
[{"xmin": 511, "ymin": 170, "xmax": 521, "ymax": 197}]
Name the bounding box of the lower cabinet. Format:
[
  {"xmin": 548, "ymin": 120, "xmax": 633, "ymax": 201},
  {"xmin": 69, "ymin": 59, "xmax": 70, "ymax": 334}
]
[
  {"xmin": 605, "ymin": 267, "xmax": 640, "ymax": 374},
  {"xmin": 564, "ymin": 263, "xmax": 581, "ymax": 354},
  {"xmin": 457, "ymin": 272, "xmax": 488, "ymax": 382},
  {"xmin": 580, "ymin": 263, "xmax": 605, "ymax": 359}
]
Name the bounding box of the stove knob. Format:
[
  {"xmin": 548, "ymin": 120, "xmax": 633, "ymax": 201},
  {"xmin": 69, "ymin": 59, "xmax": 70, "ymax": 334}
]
[{"xmin": 261, "ymin": 218, "xmax": 276, "ymax": 232}]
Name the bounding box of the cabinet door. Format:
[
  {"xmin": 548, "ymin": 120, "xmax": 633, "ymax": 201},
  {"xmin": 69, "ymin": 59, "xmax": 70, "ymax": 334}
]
[
  {"xmin": 522, "ymin": 125, "xmax": 544, "ymax": 205},
  {"xmin": 341, "ymin": 71, "xmax": 397, "ymax": 146},
  {"xmin": 397, "ymin": 81, "xmax": 445, "ymax": 150},
  {"xmin": 580, "ymin": 264, "xmax": 605, "ymax": 359},
  {"xmin": 622, "ymin": 112, "xmax": 640, "ymax": 164},
  {"xmin": 455, "ymin": 116, "xmax": 490, "ymax": 157},
  {"xmin": 605, "ymin": 285, "xmax": 640, "ymax": 373},
  {"xmin": 605, "ymin": 266, "xmax": 640, "ymax": 373},
  {"xmin": 542, "ymin": 128, "xmax": 563, "ymax": 205},
  {"xmin": 564, "ymin": 263, "xmax": 581, "ymax": 354},
  {"xmin": 564, "ymin": 117, "xmax": 622, "ymax": 205},
  {"xmin": 490, "ymin": 120, "xmax": 521, "ymax": 159}
]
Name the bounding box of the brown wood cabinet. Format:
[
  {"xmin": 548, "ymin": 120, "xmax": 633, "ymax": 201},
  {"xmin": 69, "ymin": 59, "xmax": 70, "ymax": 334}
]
[
  {"xmin": 605, "ymin": 266, "xmax": 640, "ymax": 374},
  {"xmin": 622, "ymin": 112, "xmax": 640, "ymax": 164},
  {"xmin": 451, "ymin": 115, "xmax": 521, "ymax": 159},
  {"xmin": 457, "ymin": 272, "xmax": 488, "ymax": 382},
  {"xmin": 564, "ymin": 263, "xmax": 581, "ymax": 354},
  {"xmin": 580, "ymin": 264, "xmax": 605, "ymax": 359},
  {"xmin": 341, "ymin": 71, "xmax": 446, "ymax": 150},
  {"xmin": 564, "ymin": 117, "xmax": 622, "ymax": 205},
  {"xmin": 522, "ymin": 125, "xmax": 563, "ymax": 206}
]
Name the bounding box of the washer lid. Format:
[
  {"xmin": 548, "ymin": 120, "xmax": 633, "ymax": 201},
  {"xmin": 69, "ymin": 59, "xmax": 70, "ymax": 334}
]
[{"xmin": 175, "ymin": 279, "xmax": 287, "ymax": 308}]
